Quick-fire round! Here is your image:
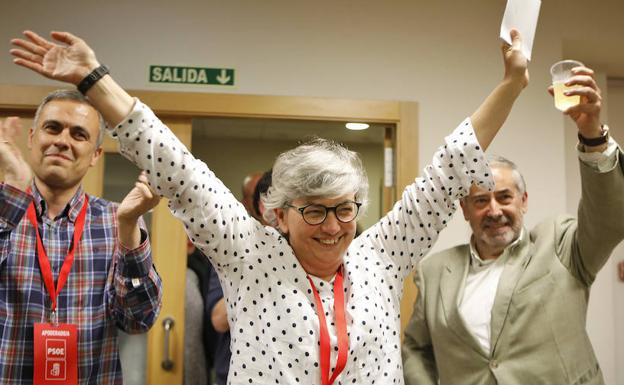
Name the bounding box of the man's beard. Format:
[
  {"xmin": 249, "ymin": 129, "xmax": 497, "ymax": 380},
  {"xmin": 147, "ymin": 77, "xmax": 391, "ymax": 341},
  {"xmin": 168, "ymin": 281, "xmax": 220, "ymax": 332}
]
[{"xmin": 479, "ymin": 215, "xmax": 519, "ymax": 249}]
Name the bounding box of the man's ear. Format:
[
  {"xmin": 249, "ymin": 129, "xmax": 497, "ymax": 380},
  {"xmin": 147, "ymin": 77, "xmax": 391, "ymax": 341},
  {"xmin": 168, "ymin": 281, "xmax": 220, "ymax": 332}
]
[
  {"xmin": 27, "ymin": 127, "xmax": 35, "ymax": 149},
  {"xmin": 89, "ymin": 147, "xmax": 103, "ymax": 167},
  {"xmin": 459, "ymin": 198, "xmax": 470, "ymax": 221},
  {"xmin": 521, "ymin": 191, "xmax": 529, "ymax": 214},
  {"xmin": 275, "ymin": 208, "xmax": 289, "ymax": 234}
]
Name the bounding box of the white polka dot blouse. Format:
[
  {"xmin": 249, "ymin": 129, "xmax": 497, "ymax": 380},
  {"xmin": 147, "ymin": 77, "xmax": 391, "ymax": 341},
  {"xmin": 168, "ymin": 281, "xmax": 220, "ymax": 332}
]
[{"xmin": 109, "ymin": 100, "xmax": 494, "ymax": 385}]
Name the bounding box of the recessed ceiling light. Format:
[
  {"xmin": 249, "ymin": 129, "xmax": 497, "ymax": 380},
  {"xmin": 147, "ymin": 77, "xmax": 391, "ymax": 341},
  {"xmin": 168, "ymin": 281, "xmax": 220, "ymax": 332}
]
[{"xmin": 345, "ymin": 122, "xmax": 370, "ymax": 130}]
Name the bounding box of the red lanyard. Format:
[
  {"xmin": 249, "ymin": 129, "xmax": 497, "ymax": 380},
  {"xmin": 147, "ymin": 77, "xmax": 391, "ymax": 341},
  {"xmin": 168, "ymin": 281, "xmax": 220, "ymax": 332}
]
[
  {"xmin": 25, "ymin": 195, "xmax": 89, "ymax": 315},
  {"xmin": 307, "ymin": 267, "xmax": 349, "ymax": 385}
]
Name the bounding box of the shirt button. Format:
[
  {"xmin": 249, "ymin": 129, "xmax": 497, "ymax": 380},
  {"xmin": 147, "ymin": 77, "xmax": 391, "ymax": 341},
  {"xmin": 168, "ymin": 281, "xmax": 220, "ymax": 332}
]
[{"xmin": 489, "ymin": 360, "xmax": 499, "ymax": 369}]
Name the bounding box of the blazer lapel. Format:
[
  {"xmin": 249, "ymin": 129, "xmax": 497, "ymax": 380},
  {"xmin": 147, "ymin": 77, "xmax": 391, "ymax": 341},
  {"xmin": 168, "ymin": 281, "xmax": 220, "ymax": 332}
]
[
  {"xmin": 439, "ymin": 246, "xmax": 488, "ymax": 357},
  {"xmin": 489, "ymin": 233, "xmax": 533, "ymax": 354}
]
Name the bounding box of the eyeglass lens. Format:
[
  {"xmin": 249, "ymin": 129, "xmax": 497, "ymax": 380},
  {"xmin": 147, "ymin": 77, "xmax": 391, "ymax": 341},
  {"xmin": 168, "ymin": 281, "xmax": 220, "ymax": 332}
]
[{"xmin": 302, "ymin": 202, "xmax": 358, "ymax": 224}]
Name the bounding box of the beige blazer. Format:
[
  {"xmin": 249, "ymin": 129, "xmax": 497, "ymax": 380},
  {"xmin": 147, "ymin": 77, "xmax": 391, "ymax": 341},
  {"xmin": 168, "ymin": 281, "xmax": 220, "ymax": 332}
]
[{"xmin": 402, "ymin": 155, "xmax": 624, "ymax": 385}]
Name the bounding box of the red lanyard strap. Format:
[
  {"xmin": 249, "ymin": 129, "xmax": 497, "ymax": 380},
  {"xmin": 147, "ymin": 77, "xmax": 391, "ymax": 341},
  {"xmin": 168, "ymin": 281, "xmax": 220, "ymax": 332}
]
[
  {"xmin": 26, "ymin": 195, "xmax": 89, "ymax": 313},
  {"xmin": 308, "ymin": 267, "xmax": 349, "ymax": 385}
]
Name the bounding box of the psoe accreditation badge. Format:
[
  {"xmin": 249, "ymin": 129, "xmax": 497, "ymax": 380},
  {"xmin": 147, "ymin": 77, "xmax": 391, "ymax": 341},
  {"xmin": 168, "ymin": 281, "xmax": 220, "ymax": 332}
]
[{"xmin": 33, "ymin": 323, "xmax": 78, "ymax": 385}]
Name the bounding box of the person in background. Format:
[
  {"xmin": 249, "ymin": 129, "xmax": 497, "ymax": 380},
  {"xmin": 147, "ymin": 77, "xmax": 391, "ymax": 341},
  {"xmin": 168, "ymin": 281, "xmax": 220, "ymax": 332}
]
[
  {"xmin": 241, "ymin": 172, "xmax": 263, "ymax": 222},
  {"xmin": 253, "ymin": 169, "xmax": 272, "ymax": 226},
  {"xmin": 185, "ymin": 237, "xmax": 231, "ymax": 385},
  {"xmin": 204, "ymin": 251, "xmax": 230, "ymax": 385},
  {"xmin": 185, "ymin": 239, "xmax": 212, "ymax": 385}
]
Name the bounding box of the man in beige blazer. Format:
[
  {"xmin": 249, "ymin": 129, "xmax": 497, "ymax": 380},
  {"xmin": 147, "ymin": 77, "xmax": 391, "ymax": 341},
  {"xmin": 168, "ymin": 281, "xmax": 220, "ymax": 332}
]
[{"xmin": 402, "ymin": 65, "xmax": 624, "ymax": 385}]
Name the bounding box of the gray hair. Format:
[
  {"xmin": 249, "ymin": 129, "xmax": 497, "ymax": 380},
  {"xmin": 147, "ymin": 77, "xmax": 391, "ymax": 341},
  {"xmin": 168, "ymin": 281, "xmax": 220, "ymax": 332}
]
[
  {"xmin": 486, "ymin": 154, "xmax": 526, "ymax": 194},
  {"xmin": 262, "ymin": 138, "xmax": 369, "ymax": 225},
  {"xmin": 34, "ymin": 89, "xmax": 105, "ymax": 147}
]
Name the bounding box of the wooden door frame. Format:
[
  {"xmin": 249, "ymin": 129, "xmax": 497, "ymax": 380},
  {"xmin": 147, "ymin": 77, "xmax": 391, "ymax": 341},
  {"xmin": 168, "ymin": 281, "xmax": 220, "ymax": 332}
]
[
  {"xmin": 0, "ymin": 84, "xmax": 419, "ymax": 196},
  {"xmin": 0, "ymin": 84, "xmax": 420, "ymax": 382}
]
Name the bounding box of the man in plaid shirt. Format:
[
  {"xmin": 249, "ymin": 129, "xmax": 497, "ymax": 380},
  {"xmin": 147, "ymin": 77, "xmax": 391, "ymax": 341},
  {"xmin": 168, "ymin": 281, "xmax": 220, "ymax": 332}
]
[{"xmin": 0, "ymin": 90, "xmax": 163, "ymax": 384}]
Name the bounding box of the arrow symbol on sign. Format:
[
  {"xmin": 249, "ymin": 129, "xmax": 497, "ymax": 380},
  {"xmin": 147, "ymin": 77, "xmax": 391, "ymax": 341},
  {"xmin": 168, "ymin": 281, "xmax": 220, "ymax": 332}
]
[{"xmin": 216, "ymin": 69, "xmax": 231, "ymax": 84}]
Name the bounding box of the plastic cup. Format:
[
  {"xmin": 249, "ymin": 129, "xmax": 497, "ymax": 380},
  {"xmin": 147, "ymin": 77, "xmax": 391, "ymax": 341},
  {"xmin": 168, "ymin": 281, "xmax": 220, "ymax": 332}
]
[{"xmin": 550, "ymin": 60, "xmax": 584, "ymax": 111}]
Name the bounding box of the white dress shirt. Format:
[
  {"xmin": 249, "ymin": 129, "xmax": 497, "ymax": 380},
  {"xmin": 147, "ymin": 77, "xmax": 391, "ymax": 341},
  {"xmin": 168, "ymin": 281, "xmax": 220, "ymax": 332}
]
[{"xmin": 458, "ymin": 232, "xmax": 523, "ymax": 354}]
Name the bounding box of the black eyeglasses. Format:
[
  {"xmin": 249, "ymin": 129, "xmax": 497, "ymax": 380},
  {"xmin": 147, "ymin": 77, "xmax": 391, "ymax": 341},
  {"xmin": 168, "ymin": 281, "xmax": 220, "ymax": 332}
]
[{"xmin": 285, "ymin": 201, "xmax": 362, "ymax": 225}]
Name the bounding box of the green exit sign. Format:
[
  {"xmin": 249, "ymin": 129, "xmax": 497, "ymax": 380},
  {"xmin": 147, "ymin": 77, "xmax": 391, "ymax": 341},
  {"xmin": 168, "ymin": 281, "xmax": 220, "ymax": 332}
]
[{"xmin": 149, "ymin": 65, "xmax": 235, "ymax": 86}]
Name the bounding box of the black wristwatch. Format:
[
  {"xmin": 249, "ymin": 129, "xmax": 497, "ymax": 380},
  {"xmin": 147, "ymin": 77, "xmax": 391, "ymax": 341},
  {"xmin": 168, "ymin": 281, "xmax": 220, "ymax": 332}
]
[
  {"xmin": 77, "ymin": 65, "xmax": 110, "ymax": 95},
  {"xmin": 578, "ymin": 124, "xmax": 609, "ymax": 147}
]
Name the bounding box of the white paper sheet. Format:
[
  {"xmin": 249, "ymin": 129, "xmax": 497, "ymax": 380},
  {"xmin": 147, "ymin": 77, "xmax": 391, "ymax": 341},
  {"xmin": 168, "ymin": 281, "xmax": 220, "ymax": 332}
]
[{"xmin": 500, "ymin": 0, "xmax": 541, "ymax": 60}]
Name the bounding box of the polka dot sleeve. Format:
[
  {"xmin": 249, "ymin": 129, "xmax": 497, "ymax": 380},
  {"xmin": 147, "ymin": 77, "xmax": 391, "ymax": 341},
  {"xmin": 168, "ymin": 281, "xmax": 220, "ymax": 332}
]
[
  {"xmin": 359, "ymin": 118, "xmax": 493, "ymax": 279},
  {"xmin": 107, "ymin": 100, "xmax": 259, "ymax": 286}
]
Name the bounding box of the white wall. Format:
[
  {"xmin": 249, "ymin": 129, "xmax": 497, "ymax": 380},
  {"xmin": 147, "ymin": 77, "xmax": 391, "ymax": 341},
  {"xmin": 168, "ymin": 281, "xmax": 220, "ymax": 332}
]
[{"xmin": 2, "ymin": 0, "xmax": 622, "ymax": 382}]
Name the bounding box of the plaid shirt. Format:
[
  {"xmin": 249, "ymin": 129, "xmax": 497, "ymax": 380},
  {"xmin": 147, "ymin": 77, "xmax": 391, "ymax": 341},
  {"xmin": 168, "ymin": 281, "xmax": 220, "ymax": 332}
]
[{"xmin": 0, "ymin": 182, "xmax": 162, "ymax": 384}]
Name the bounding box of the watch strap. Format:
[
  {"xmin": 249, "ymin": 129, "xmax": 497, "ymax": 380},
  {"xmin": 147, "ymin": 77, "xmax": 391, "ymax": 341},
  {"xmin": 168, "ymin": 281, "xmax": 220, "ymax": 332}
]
[
  {"xmin": 77, "ymin": 65, "xmax": 110, "ymax": 95},
  {"xmin": 578, "ymin": 125, "xmax": 609, "ymax": 147}
]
